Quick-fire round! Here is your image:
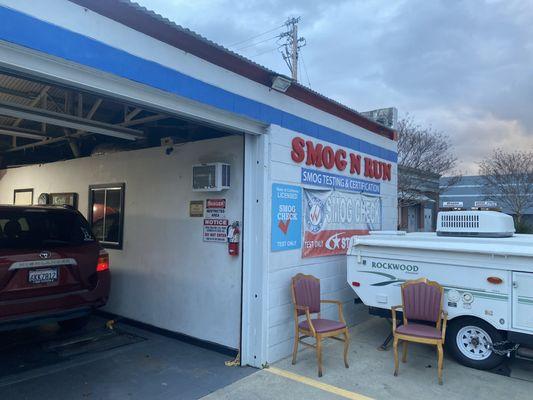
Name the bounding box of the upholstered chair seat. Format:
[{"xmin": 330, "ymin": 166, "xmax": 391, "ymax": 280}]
[
  {"xmin": 392, "ymin": 278, "xmax": 448, "ymax": 385},
  {"xmin": 291, "ymin": 273, "xmax": 350, "ymax": 377}
]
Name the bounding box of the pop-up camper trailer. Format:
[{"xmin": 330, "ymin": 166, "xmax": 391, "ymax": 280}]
[{"xmin": 347, "ymin": 211, "xmax": 533, "ymax": 370}]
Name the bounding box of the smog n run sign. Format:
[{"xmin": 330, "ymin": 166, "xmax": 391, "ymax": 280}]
[
  {"xmin": 271, "ymin": 183, "xmax": 302, "ymax": 251},
  {"xmin": 303, "ymin": 189, "xmax": 381, "ymax": 258}
]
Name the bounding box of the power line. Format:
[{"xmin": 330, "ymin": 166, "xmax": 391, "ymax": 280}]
[
  {"xmin": 235, "ymin": 35, "xmax": 281, "ymax": 51},
  {"xmin": 278, "ymin": 17, "xmax": 306, "ymax": 81},
  {"xmin": 253, "ymin": 47, "xmax": 280, "ymax": 57},
  {"xmin": 227, "ymin": 24, "xmax": 284, "ymax": 48},
  {"xmin": 301, "ymin": 53, "xmax": 312, "ymax": 88}
]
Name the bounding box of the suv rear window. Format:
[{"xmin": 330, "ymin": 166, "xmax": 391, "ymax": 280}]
[{"xmin": 0, "ymin": 209, "xmax": 95, "ymax": 249}]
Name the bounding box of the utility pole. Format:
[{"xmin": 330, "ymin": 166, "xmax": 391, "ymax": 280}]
[{"xmin": 279, "ymin": 17, "xmax": 306, "ymax": 81}]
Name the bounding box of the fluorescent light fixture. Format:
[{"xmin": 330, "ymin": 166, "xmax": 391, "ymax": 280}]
[{"xmin": 271, "ymin": 76, "xmax": 292, "ymax": 92}]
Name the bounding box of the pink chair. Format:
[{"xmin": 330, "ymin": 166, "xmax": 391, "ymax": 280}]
[
  {"xmin": 392, "ymin": 277, "xmax": 448, "ymax": 385},
  {"xmin": 290, "ymin": 273, "xmax": 349, "ymax": 377}
]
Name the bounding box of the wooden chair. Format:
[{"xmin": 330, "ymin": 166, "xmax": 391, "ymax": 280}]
[
  {"xmin": 290, "ymin": 273, "xmax": 349, "ymax": 377},
  {"xmin": 392, "ymin": 277, "xmax": 448, "ymax": 385}
]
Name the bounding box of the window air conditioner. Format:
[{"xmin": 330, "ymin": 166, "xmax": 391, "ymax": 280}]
[{"xmin": 192, "ymin": 163, "xmax": 231, "ymax": 192}]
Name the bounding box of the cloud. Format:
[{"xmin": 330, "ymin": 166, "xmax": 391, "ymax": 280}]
[
  {"xmin": 137, "ymin": 0, "xmax": 533, "ymax": 174},
  {"xmin": 415, "ymin": 107, "xmax": 533, "ymax": 175}
]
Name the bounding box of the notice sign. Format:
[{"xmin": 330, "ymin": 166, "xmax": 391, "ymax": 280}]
[
  {"xmin": 206, "ymin": 198, "xmax": 226, "ymax": 218},
  {"xmin": 203, "ymin": 218, "xmax": 228, "ymax": 242},
  {"xmin": 303, "ymin": 189, "xmax": 381, "ymax": 258},
  {"xmin": 271, "ymin": 183, "xmax": 302, "ymax": 251}
]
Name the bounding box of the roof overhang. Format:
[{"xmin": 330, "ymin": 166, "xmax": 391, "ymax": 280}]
[{"xmin": 68, "ymin": 0, "xmax": 395, "ymax": 141}]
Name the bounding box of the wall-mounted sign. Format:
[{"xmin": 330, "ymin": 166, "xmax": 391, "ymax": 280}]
[
  {"xmin": 442, "ymin": 201, "xmax": 463, "ymax": 208},
  {"xmin": 302, "ymin": 189, "xmax": 381, "ymax": 258},
  {"xmin": 206, "ymin": 198, "xmax": 226, "ymax": 218},
  {"xmin": 50, "ymin": 192, "xmax": 78, "ymax": 209},
  {"xmin": 13, "ymin": 188, "xmax": 33, "ymax": 205},
  {"xmin": 189, "ymin": 200, "xmax": 204, "ymax": 217},
  {"xmin": 290, "ymin": 137, "xmax": 392, "ymax": 182},
  {"xmin": 474, "ymin": 200, "xmax": 497, "ymax": 208},
  {"xmin": 301, "ymin": 167, "xmax": 380, "ymax": 195},
  {"xmin": 203, "ymin": 218, "xmax": 228, "ymax": 242},
  {"xmin": 271, "ymin": 183, "xmax": 302, "ymax": 251}
]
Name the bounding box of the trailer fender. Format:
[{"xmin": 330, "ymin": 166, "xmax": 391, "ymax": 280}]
[{"xmin": 447, "ymin": 314, "xmax": 505, "ymax": 334}]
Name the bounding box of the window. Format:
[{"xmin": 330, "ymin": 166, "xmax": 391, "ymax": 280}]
[
  {"xmin": 88, "ymin": 183, "xmax": 125, "ymax": 249},
  {"xmin": 0, "ymin": 209, "xmax": 94, "ymax": 249}
]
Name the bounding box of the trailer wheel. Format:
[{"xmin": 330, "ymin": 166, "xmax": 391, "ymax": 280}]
[{"xmin": 446, "ymin": 317, "xmax": 506, "ymax": 370}]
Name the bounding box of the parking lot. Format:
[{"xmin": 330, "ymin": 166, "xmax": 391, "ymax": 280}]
[
  {"xmin": 204, "ymin": 314, "xmax": 533, "ymax": 400},
  {"xmin": 0, "ymin": 315, "xmax": 253, "ymax": 400},
  {"xmin": 1, "ymin": 309, "xmax": 532, "ymax": 400}
]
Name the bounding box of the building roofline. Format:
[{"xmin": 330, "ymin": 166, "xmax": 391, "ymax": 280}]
[{"xmin": 69, "ymin": 0, "xmax": 396, "ymax": 141}]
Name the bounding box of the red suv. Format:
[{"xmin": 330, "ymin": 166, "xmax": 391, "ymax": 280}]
[{"xmin": 0, "ymin": 205, "xmax": 110, "ymax": 330}]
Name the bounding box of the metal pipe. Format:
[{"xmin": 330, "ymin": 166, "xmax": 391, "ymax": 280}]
[{"xmin": 0, "ymin": 100, "xmax": 144, "ymax": 140}]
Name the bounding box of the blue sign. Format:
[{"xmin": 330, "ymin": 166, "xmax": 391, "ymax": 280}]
[
  {"xmin": 301, "ymin": 168, "xmax": 380, "ymax": 195},
  {"xmin": 271, "ymin": 184, "xmax": 302, "ymax": 251}
]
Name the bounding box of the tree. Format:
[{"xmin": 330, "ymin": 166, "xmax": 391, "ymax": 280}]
[
  {"xmin": 397, "ymin": 116, "xmax": 459, "ymax": 207},
  {"xmin": 478, "ymin": 149, "xmax": 533, "ymax": 225}
]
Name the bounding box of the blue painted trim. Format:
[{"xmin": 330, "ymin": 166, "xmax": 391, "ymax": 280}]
[{"xmin": 0, "ymin": 6, "xmax": 397, "ymax": 163}]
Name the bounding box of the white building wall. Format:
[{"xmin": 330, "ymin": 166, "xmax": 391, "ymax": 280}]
[
  {"xmin": 266, "ymin": 125, "xmax": 397, "ymax": 362},
  {"xmin": 0, "ymin": 136, "xmax": 244, "ymax": 349},
  {"xmin": 0, "ymin": 0, "xmax": 399, "ymax": 364}
]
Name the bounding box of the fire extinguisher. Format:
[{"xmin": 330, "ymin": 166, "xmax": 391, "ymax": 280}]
[{"xmin": 227, "ymin": 221, "xmax": 240, "ymax": 256}]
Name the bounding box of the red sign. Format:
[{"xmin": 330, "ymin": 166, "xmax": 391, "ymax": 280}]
[
  {"xmin": 302, "ymin": 189, "xmax": 381, "ymax": 258},
  {"xmin": 206, "ymin": 198, "xmax": 226, "ymax": 218},
  {"xmin": 290, "ymin": 137, "xmax": 392, "ymax": 181},
  {"xmin": 303, "ymin": 229, "xmax": 369, "ymax": 258},
  {"xmin": 206, "ymin": 199, "xmax": 226, "ymax": 209},
  {"xmin": 203, "ymin": 218, "xmax": 228, "ymax": 226}
]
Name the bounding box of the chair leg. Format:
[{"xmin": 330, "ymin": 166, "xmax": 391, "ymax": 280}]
[
  {"xmin": 343, "ymin": 329, "xmax": 350, "ymax": 369},
  {"xmin": 393, "ymin": 337, "xmax": 399, "ymax": 377},
  {"xmin": 292, "ymin": 328, "xmax": 299, "ymax": 365},
  {"xmin": 316, "ymin": 335, "xmax": 323, "ymax": 377},
  {"xmin": 437, "ymin": 343, "xmax": 444, "ymax": 385},
  {"xmin": 402, "ymin": 341, "xmax": 408, "ymax": 363}
]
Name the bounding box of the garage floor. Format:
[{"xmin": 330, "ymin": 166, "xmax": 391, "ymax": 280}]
[
  {"xmin": 0, "ymin": 315, "xmax": 253, "ymax": 400},
  {"xmin": 203, "ymin": 314, "xmax": 533, "ymax": 400}
]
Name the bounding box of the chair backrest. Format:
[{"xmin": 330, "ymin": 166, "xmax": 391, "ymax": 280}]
[
  {"xmin": 291, "ymin": 274, "xmax": 320, "ymax": 316},
  {"xmin": 401, "ymin": 278, "xmax": 443, "ymax": 323}
]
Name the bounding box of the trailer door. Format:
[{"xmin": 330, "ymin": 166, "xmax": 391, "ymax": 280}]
[{"xmin": 512, "ymin": 272, "xmax": 533, "ymax": 332}]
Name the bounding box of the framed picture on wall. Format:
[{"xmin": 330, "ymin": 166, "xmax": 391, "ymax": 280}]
[
  {"xmin": 13, "ymin": 189, "xmax": 34, "ymax": 205},
  {"xmin": 50, "ymin": 192, "xmax": 79, "ymax": 208}
]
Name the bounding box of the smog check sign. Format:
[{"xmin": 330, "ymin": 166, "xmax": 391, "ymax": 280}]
[{"xmin": 271, "ymin": 184, "xmax": 302, "ymax": 251}]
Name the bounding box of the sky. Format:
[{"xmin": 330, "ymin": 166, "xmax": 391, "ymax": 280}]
[{"xmin": 137, "ymin": 0, "xmax": 533, "ymax": 175}]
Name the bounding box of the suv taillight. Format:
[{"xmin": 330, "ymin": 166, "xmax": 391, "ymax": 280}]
[{"xmin": 97, "ymin": 250, "xmax": 109, "ymax": 272}]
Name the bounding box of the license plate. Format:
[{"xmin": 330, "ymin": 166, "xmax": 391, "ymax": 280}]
[{"xmin": 28, "ymin": 268, "xmax": 58, "ymax": 284}]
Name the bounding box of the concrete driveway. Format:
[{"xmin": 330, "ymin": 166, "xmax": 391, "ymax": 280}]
[
  {"xmin": 0, "ymin": 315, "xmax": 252, "ymax": 400},
  {"xmin": 203, "ymin": 316, "xmax": 533, "ymax": 400}
]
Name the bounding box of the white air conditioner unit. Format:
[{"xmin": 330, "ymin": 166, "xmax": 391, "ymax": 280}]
[
  {"xmin": 437, "ymin": 211, "xmax": 515, "ymax": 238},
  {"xmin": 192, "ymin": 163, "xmax": 230, "ymax": 192}
]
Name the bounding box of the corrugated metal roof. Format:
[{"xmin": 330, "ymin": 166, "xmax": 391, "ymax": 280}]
[
  {"xmin": 0, "ymin": 73, "xmax": 66, "ymax": 125},
  {"xmin": 115, "ymin": 0, "xmax": 282, "ymax": 77},
  {"xmin": 70, "ymin": 0, "xmax": 396, "ymax": 139},
  {"xmin": 114, "ymin": 0, "xmax": 392, "ymax": 131}
]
